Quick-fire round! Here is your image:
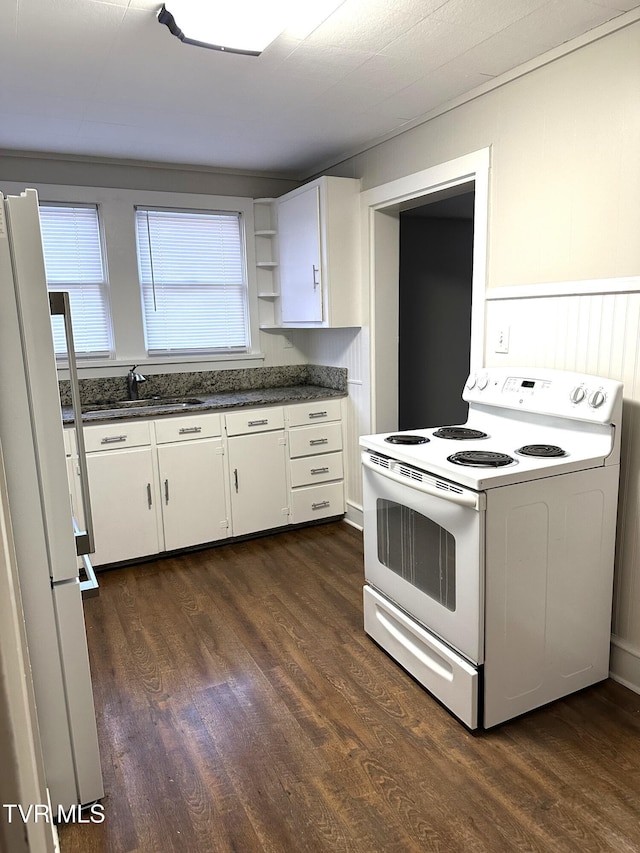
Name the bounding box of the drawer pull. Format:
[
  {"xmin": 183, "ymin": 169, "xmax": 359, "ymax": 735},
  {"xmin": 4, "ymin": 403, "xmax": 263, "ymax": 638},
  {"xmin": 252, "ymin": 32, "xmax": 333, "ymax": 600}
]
[
  {"xmin": 178, "ymin": 426, "xmax": 202, "ymax": 435},
  {"xmin": 101, "ymin": 434, "xmax": 127, "ymax": 444},
  {"xmin": 312, "ymin": 500, "xmax": 330, "ymax": 510},
  {"xmin": 308, "ymin": 411, "xmax": 327, "ymax": 419},
  {"xmin": 310, "ymin": 467, "xmax": 330, "ymax": 475},
  {"xmin": 309, "ymin": 438, "xmax": 329, "ymax": 446},
  {"xmin": 248, "ymin": 418, "xmax": 269, "ymax": 427}
]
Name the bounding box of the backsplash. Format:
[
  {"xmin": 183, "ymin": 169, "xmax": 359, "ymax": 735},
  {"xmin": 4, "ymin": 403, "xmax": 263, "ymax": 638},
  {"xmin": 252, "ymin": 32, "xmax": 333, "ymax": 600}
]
[{"xmin": 59, "ymin": 364, "xmax": 347, "ymax": 406}]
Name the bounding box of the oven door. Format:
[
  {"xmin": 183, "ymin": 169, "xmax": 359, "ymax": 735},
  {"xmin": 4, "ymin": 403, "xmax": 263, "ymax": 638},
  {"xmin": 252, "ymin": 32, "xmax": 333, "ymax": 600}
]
[{"xmin": 362, "ymin": 452, "xmax": 485, "ymax": 664}]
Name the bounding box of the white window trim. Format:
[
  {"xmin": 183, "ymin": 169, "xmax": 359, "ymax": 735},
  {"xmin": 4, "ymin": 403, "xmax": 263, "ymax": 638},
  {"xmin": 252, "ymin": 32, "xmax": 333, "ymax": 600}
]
[
  {"xmin": 1, "ymin": 181, "xmax": 263, "ymax": 374},
  {"xmin": 39, "ymin": 201, "xmax": 115, "ymax": 359},
  {"xmin": 135, "ymin": 205, "xmax": 251, "ymax": 357}
]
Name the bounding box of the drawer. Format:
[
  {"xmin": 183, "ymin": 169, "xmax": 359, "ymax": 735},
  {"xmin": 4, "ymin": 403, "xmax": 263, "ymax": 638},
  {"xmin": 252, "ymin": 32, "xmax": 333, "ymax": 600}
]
[
  {"xmin": 289, "ymin": 451, "xmax": 344, "ymax": 488},
  {"xmin": 154, "ymin": 412, "xmax": 222, "ymax": 443},
  {"xmin": 286, "ymin": 398, "xmax": 342, "ymax": 427},
  {"xmin": 225, "ymin": 406, "xmax": 284, "ymax": 436},
  {"xmin": 363, "ymin": 586, "xmax": 479, "ymax": 729},
  {"xmin": 83, "ymin": 420, "xmax": 152, "ymax": 453},
  {"xmin": 289, "ymin": 481, "xmax": 345, "ymax": 524},
  {"xmin": 288, "ymin": 421, "xmax": 342, "ymax": 458}
]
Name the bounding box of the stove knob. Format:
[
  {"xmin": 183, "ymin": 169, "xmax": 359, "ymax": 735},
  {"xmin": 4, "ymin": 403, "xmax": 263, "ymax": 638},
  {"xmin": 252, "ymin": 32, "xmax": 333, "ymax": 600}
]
[
  {"xmin": 570, "ymin": 386, "xmax": 586, "ymax": 404},
  {"xmin": 477, "ymin": 373, "xmax": 489, "ymax": 390},
  {"xmin": 589, "ymin": 389, "xmax": 606, "ymax": 409},
  {"xmin": 466, "ymin": 374, "xmax": 477, "ymax": 390}
]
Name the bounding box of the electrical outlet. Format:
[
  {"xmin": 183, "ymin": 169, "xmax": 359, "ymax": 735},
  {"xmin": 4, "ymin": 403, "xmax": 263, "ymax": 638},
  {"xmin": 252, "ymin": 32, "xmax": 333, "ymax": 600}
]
[
  {"xmin": 283, "ymin": 334, "xmax": 293, "ymax": 349},
  {"xmin": 495, "ymin": 326, "xmax": 510, "ymax": 354}
]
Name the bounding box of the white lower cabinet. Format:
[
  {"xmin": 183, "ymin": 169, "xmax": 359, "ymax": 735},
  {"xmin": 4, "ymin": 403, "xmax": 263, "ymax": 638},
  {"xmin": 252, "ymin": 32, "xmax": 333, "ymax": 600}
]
[
  {"xmin": 227, "ymin": 429, "xmax": 288, "ymax": 537},
  {"xmin": 84, "ymin": 412, "xmax": 228, "ymax": 566},
  {"xmin": 285, "ymin": 400, "xmax": 345, "ymax": 524},
  {"xmin": 80, "ymin": 398, "xmax": 344, "ymax": 566},
  {"xmin": 86, "ymin": 446, "xmax": 162, "ymax": 566},
  {"xmin": 157, "ymin": 439, "xmax": 228, "ymax": 551}
]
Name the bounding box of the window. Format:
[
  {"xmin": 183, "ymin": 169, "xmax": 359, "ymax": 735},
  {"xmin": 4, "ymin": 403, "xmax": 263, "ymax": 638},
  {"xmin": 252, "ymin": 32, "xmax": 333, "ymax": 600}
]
[
  {"xmin": 39, "ymin": 203, "xmax": 112, "ymax": 358},
  {"xmin": 135, "ymin": 207, "xmax": 249, "ymax": 355}
]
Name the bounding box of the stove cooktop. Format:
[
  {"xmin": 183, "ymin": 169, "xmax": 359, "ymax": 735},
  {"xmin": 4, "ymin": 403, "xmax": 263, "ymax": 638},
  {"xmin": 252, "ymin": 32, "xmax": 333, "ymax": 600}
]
[
  {"xmin": 361, "ymin": 367, "xmax": 622, "ymax": 490},
  {"xmin": 360, "ymin": 417, "xmax": 616, "ymax": 490}
]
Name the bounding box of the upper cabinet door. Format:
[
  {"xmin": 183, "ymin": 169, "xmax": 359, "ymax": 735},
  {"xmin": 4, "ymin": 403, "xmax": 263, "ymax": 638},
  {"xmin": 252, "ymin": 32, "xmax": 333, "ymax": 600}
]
[
  {"xmin": 278, "ymin": 185, "xmax": 323, "ymax": 323},
  {"xmin": 275, "ymin": 176, "xmax": 361, "ymax": 328}
]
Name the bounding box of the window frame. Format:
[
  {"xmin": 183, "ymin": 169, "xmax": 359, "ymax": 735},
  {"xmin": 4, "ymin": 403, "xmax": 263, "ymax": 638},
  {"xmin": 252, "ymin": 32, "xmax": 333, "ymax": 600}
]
[
  {"xmin": 134, "ymin": 204, "xmax": 251, "ymax": 357},
  {"xmin": 38, "ymin": 200, "xmax": 114, "ymax": 360},
  {"xmin": 0, "ymin": 182, "xmax": 264, "ymax": 373}
]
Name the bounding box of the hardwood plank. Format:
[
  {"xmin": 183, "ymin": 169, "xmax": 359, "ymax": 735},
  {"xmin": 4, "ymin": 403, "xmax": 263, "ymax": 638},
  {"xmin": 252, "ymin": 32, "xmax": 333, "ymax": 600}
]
[{"xmin": 59, "ymin": 522, "xmax": 640, "ymax": 853}]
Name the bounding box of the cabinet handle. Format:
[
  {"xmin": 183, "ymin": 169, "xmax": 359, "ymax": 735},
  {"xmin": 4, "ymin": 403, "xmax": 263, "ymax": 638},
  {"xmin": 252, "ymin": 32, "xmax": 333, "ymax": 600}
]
[
  {"xmin": 312, "ymin": 500, "xmax": 330, "ymax": 510},
  {"xmin": 310, "ymin": 466, "xmax": 330, "ymax": 475},
  {"xmin": 178, "ymin": 426, "xmax": 202, "ymax": 435},
  {"xmin": 310, "ymin": 437, "xmax": 329, "ymax": 446},
  {"xmin": 147, "ymin": 483, "xmax": 153, "ymax": 508},
  {"xmin": 234, "ymin": 468, "xmax": 239, "ymax": 493},
  {"xmin": 164, "ymin": 479, "xmax": 169, "ymax": 504},
  {"xmin": 308, "ymin": 411, "xmax": 327, "ymax": 419},
  {"xmin": 312, "ymin": 264, "xmax": 319, "ymax": 291},
  {"xmin": 101, "ymin": 434, "xmax": 127, "ymax": 444},
  {"xmin": 248, "ymin": 419, "xmax": 268, "ymax": 427}
]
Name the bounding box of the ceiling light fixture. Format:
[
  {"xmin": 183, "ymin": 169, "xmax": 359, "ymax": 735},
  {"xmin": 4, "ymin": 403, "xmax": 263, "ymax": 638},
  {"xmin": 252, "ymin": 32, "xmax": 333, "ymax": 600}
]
[{"xmin": 158, "ymin": 0, "xmax": 296, "ymax": 56}]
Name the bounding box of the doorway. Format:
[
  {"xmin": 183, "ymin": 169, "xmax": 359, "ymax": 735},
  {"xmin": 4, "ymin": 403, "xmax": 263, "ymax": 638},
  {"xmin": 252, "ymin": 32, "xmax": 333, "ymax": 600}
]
[
  {"xmin": 399, "ymin": 189, "xmax": 474, "ymax": 429},
  {"xmin": 360, "ymin": 148, "xmax": 489, "ymax": 435}
]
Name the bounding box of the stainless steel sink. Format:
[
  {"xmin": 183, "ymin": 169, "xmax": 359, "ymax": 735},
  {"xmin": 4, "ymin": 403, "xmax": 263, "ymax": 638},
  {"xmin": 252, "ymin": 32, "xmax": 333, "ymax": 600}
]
[{"xmin": 82, "ymin": 397, "xmax": 203, "ymax": 414}]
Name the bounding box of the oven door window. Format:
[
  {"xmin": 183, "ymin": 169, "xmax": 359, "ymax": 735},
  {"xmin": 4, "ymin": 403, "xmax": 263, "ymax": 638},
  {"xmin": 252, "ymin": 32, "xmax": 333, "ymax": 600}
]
[{"xmin": 377, "ymin": 499, "xmax": 456, "ymax": 611}]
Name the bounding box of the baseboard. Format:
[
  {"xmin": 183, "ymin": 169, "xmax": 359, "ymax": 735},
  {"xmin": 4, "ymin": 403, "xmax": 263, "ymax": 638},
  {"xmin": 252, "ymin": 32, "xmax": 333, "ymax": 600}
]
[
  {"xmin": 610, "ymin": 635, "xmax": 640, "ymax": 695},
  {"xmin": 344, "ymin": 500, "xmax": 363, "ymax": 530}
]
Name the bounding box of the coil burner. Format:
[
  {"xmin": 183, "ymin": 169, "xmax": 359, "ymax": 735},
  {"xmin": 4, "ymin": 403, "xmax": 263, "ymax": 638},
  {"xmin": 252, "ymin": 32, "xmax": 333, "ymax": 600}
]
[
  {"xmin": 384, "ymin": 434, "xmax": 429, "ymax": 445},
  {"xmin": 432, "ymin": 427, "xmax": 488, "ymax": 440},
  {"xmin": 448, "ymin": 450, "xmax": 514, "ymax": 468},
  {"xmin": 516, "ymin": 444, "xmax": 566, "ymax": 458}
]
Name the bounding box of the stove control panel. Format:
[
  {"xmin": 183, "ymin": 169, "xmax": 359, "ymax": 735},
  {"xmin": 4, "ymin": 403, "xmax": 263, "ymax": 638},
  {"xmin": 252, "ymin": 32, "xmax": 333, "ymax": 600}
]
[{"xmin": 463, "ymin": 367, "xmax": 622, "ymax": 424}]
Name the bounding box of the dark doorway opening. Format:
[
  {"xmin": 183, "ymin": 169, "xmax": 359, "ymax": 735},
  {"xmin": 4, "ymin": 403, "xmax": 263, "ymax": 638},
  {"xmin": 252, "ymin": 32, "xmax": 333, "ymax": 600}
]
[{"xmin": 398, "ymin": 189, "xmax": 474, "ymax": 429}]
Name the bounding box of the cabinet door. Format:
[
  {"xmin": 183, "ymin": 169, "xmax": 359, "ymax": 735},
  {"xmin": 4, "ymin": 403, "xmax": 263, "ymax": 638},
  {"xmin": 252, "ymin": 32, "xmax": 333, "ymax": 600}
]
[
  {"xmin": 157, "ymin": 439, "xmax": 228, "ymax": 552},
  {"xmin": 86, "ymin": 447, "xmax": 161, "ymax": 566},
  {"xmin": 227, "ymin": 431, "xmax": 288, "ymax": 537},
  {"xmin": 278, "ymin": 185, "xmax": 323, "ymax": 323}
]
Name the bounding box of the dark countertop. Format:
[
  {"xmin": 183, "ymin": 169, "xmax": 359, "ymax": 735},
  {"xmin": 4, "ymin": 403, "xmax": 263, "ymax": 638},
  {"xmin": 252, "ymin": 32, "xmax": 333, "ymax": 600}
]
[{"xmin": 62, "ymin": 384, "xmax": 346, "ymax": 426}]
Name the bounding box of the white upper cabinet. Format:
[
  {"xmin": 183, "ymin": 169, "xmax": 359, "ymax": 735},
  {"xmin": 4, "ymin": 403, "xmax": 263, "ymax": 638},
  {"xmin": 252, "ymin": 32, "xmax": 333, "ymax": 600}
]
[{"xmin": 276, "ymin": 176, "xmax": 361, "ymax": 328}]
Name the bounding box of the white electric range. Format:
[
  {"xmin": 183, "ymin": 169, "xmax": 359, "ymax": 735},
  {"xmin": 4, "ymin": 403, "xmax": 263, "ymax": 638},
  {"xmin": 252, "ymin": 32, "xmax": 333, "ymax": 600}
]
[{"xmin": 360, "ymin": 366, "xmax": 623, "ymax": 728}]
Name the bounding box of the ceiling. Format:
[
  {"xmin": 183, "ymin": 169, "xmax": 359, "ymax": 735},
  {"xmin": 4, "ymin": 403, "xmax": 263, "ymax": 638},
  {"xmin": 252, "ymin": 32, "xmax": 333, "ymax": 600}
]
[{"xmin": 2, "ymin": 0, "xmax": 639, "ymax": 179}]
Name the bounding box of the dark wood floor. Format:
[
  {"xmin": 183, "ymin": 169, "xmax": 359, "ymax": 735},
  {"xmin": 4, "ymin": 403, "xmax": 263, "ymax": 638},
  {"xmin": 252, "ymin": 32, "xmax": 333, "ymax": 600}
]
[{"xmin": 59, "ymin": 522, "xmax": 640, "ymax": 853}]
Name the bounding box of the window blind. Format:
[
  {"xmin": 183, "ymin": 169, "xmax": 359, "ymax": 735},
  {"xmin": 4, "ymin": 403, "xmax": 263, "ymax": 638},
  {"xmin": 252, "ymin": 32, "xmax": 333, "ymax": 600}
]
[
  {"xmin": 135, "ymin": 208, "xmax": 249, "ymax": 354},
  {"xmin": 39, "ymin": 203, "xmax": 112, "ymax": 357}
]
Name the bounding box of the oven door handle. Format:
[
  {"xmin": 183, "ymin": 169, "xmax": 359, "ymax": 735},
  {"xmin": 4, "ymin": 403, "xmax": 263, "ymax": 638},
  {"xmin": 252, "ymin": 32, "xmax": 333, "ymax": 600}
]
[{"xmin": 362, "ymin": 454, "xmax": 484, "ymax": 511}]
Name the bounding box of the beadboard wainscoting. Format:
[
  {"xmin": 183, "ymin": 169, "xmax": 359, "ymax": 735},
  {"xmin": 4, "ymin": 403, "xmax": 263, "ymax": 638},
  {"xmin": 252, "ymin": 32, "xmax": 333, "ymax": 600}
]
[{"xmin": 486, "ymin": 278, "xmax": 640, "ymax": 693}]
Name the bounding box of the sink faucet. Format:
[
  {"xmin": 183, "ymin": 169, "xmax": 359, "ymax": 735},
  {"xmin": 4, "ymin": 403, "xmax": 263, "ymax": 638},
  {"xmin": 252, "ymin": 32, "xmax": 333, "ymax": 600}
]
[{"xmin": 127, "ymin": 365, "xmax": 146, "ymax": 400}]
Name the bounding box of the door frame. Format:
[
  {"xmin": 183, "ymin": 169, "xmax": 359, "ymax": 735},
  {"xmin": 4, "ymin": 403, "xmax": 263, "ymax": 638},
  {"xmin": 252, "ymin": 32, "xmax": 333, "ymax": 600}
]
[{"xmin": 360, "ymin": 148, "xmax": 490, "ymax": 433}]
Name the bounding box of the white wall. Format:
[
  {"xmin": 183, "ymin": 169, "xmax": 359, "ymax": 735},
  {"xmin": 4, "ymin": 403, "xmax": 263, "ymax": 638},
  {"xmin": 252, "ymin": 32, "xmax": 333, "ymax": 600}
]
[{"xmin": 310, "ymin": 17, "xmax": 640, "ymax": 688}]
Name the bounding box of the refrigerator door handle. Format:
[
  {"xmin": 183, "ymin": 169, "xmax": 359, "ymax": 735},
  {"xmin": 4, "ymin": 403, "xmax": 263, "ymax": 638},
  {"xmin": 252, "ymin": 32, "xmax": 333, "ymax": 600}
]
[
  {"xmin": 49, "ymin": 292, "xmax": 95, "ymax": 556},
  {"xmin": 79, "ymin": 554, "xmax": 99, "ymax": 599}
]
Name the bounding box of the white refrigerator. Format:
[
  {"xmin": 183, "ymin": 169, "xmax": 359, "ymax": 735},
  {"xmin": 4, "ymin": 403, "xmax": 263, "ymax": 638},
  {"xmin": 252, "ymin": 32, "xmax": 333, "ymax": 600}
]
[{"xmin": 0, "ymin": 189, "xmax": 103, "ymax": 809}]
